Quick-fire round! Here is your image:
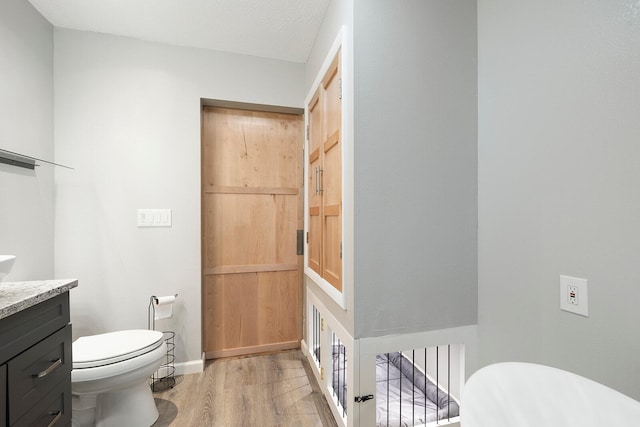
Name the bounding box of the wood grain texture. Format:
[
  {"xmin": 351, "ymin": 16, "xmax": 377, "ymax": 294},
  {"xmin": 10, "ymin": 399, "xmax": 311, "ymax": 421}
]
[
  {"xmin": 202, "ymin": 107, "xmax": 303, "ymax": 357},
  {"xmin": 306, "ymin": 49, "xmax": 342, "ymax": 292},
  {"xmin": 203, "ymin": 271, "xmax": 301, "ymax": 354},
  {"xmin": 308, "ymin": 89, "xmax": 322, "ymax": 156},
  {"xmin": 202, "ymin": 193, "xmax": 298, "ymax": 268},
  {"xmin": 321, "ymin": 58, "xmax": 342, "ymax": 291},
  {"xmin": 203, "ymin": 263, "xmax": 297, "ymax": 276},
  {"xmin": 152, "ymin": 350, "xmax": 338, "ymax": 427},
  {"xmin": 201, "ymin": 107, "xmax": 301, "ymax": 190},
  {"xmin": 323, "ymin": 52, "xmax": 341, "ymax": 147},
  {"xmin": 204, "ymin": 186, "xmax": 299, "ymax": 195}
]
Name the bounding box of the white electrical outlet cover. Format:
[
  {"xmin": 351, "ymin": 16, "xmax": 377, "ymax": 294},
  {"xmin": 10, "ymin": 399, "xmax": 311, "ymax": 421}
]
[{"xmin": 560, "ymin": 275, "xmax": 589, "ymax": 317}]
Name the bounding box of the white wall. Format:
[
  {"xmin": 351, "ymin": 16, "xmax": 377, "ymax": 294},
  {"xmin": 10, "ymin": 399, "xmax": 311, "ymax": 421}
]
[
  {"xmin": 0, "ymin": 0, "xmax": 54, "ymax": 281},
  {"xmin": 478, "ymin": 0, "xmax": 640, "ymax": 398},
  {"xmin": 353, "ymin": 0, "xmax": 478, "ymax": 338},
  {"xmin": 54, "ymin": 29, "xmax": 305, "ymax": 366}
]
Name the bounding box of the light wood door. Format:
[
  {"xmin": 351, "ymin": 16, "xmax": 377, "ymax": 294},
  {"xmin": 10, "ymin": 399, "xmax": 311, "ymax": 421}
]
[
  {"xmin": 307, "ymin": 90, "xmax": 322, "ymax": 275},
  {"xmin": 306, "ymin": 49, "xmax": 342, "ymax": 292},
  {"xmin": 322, "ymin": 54, "xmax": 342, "ymax": 291},
  {"xmin": 202, "ymin": 106, "xmax": 303, "ymax": 359}
]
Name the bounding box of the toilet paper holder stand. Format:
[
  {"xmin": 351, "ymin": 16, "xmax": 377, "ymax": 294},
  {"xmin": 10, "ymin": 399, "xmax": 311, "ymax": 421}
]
[
  {"xmin": 148, "ymin": 294, "xmax": 178, "ymax": 392},
  {"xmin": 148, "ymin": 294, "xmax": 178, "ymax": 330}
]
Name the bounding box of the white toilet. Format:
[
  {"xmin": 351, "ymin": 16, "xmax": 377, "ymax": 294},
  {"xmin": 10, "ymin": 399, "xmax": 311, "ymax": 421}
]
[{"xmin": 71, "ymin": 330, "xmax": 167, "ymax": 427}]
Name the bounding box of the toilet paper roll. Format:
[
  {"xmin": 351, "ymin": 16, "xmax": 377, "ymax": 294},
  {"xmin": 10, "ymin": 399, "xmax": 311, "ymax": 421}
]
[{"xmin": 154, "ymin": 295, "xmax": 177, "ymax": 320}]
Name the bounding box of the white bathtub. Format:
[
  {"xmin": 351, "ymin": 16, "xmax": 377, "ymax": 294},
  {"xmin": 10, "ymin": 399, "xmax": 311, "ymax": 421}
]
[{"xmin": 461, "ymin": 362, "xmax": 640, "ymax": 427}]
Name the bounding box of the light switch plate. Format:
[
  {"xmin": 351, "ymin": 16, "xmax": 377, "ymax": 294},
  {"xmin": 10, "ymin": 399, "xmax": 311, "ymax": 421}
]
[
  {"xmin": 560, "ymin": 275, "xmax": 588, "ymax": 317},
  {"xmin": 138, "ymin": 209, "xmax": 172, "ymax": 227}
]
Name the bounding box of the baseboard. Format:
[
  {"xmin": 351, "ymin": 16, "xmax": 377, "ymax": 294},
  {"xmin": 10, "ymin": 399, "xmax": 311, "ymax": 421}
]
[{"xmin": 175, "ymin": 353, "xmax": 205, "ymax": 375}]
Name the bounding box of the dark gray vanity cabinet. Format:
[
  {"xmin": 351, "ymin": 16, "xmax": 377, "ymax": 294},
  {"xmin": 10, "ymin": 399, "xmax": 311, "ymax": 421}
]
[
  {"xmin": 1, "ymin": 364, "xmax": 6, "ymax": 425},
  {"xmin": 0, "ymin": 293, "xmax": 72, "ymax": 427}
]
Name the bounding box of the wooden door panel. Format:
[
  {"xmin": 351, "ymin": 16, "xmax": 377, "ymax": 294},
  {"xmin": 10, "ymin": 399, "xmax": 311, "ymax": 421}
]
[
  {"xmin": 306, "ymin": 49, "xmax": 342, "ymax": 293},
  {"xmin": 202, "ymin": 106, "xmax": 303, "ymax": 358},
  {"xmin": 256, "ymin": 271, "xmax": 300, "ymax": 345},
  {"xmin": 202, "ymin": 193, "xmax": 298, "ymax": 272},
  {"xmin": 322, "ymin": 133, "xmax": 341, "ymax": 207},
  {"xmin": 308, "ymin": 90, "xmax": 323, "ymax": 154},
  {"xmin": 308, "ymin": 148, "xmax": 322, "ymax": 275},
  {"xmin": 308, "ymin": 207, "xmax": 321, "ymax": 274},
  {"xmin": 308, "ymin": 148, "xmax": 321, "ymax": 207},
  {"xmin": 203, "ymin": 271, "xmax": 300, "ymax": 358},
  {"xmin": 203, "ymin": 193, "xmax": 277, "ymax": 269},
  {"xmin": 308, "ymin": 88, "xmax": 323, "ymax": 278},
  {"xmin": 202, "ymin": 108, "xmax": 301, "ymax": 189},
  {"xmin": 323, "ymin": 51, "xmax": 341, "ymax": 141},
  {"xmin": 323, "ymin": 133, "xmax": 341, "ymax": 290},
  {"xmin": 274, "ymin": 194, "xmax": 299, "ymax": 265},
  {"xmin": 203, "ymin": 274, "xmax": 258, "ymax": 353},
  {"xmin": 323, "ymin": 211, "xmax": 342, "ymax": 291}
]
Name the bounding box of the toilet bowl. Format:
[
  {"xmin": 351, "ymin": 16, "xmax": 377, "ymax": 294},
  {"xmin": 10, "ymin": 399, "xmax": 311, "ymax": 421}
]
[{"xmin": 71, "ymin": 330, "xmax": 167, "ymax": 427}]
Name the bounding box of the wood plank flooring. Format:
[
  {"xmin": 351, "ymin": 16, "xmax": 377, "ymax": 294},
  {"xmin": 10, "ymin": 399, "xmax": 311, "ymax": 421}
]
[{"xmin": 152, "ymin": 350, "xmax": 338, "ymax": 427}]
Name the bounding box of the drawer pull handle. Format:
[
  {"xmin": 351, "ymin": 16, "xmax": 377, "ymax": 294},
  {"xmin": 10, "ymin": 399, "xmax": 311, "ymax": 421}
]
[
  {"xmin": 36, "ymin": 358, "xmax": 62, "ymax": 378},
  {"xmin": 47, "ymin": 410, "xmax": 62, "ymax": 427}
]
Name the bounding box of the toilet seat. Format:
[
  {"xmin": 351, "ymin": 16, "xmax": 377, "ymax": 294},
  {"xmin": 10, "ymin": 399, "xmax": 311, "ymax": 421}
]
[{"xmin": 73, "ymin": 330, "xmax": 164, "ymax": 369}]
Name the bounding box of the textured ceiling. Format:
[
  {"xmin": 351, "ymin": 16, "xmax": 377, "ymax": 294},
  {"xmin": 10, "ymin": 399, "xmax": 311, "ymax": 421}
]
[{"xmin": 28, "ymin": 0, "xmax": 330, "ymax": 63}]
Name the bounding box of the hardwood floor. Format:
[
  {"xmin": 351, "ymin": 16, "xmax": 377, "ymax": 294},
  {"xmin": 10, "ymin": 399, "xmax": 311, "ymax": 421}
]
[{"xmin": 152, "ymin": 350, "xmax": 338, "ymax": 427}]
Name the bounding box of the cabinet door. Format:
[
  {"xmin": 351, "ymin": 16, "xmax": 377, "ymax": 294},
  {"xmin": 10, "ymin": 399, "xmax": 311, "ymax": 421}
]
[
  {"xmin": 1, "ymin": 364, "xmax": 6, "ymax": 427},
  {"xmin": 8, "ymin": 325, "xmax": 71, "ymax": 425},
  {"xmin": 308, "ymin": 89, "xmax": 323, "ymax": 275},
  {"xmin": 11, "ymin": 377, "xmax": 71, "ymax": 427},
  {"xmin": 306, "ymin": 49, "xmax": 342, "ymax": 293},
  {"xmin": 0, "ymin": 294, "xmax": 69, "ymax": 366},
  {"xmin": 321, "ymin": 52, "xmax": 342, "ymax": 291}
]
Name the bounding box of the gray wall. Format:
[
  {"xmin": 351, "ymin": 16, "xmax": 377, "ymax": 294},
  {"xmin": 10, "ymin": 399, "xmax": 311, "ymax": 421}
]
[
  {"xmin": 303, "ymin": 0, "xmax": 356, "ymax": 337},
  {"xmin": 54, "ymin": 29, "xmax": 305, "ymax": 366},
  {"xmin": 0, "ymin": 0, "xmax": 54, "ymax": 281},
  {"xmin": 305, "ymin": 0, "xmax": 353, "ymax": 92},
  {"xmin": 353, "ymin": 0, "xmax": 478, "ymax": 338},
  {"xmin": 477, "ymin": 0, "xmax": 640, "ymax": 398}
]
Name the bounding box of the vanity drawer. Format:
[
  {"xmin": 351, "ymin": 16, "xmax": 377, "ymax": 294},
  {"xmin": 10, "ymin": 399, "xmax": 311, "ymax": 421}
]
[
  {"xmin": 11, "ymin": 378, "xmax": 71, "ymax": 427},
  {"xmin": 8, "ymin": 325, "xmax": 71, "ymax": 426},
  {"xmin": 0, "ymin": 294, "xmax": 70, "ymax": 365}
]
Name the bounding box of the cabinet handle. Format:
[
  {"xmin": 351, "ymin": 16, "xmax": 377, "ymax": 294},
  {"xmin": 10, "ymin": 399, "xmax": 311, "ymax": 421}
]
[
  {"xmin": 36, "ymin": 358, "xmax": 62, "ymax": 378},
  {"xmin": 47, "ymin": 410, "xmax": 62, "ymax": 427}
]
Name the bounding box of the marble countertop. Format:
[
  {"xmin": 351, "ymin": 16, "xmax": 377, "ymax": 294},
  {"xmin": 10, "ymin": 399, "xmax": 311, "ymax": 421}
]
[{"xmin": 0, "ymin": 279, "xmax": 78, "ymax": 320}]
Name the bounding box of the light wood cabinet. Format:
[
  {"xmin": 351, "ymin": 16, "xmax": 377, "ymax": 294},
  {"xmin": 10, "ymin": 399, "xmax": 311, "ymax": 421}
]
[{"xmin": 307, "ymin": 50, "xmax": 342, "ymax": 292}]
